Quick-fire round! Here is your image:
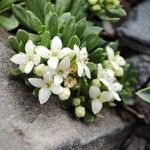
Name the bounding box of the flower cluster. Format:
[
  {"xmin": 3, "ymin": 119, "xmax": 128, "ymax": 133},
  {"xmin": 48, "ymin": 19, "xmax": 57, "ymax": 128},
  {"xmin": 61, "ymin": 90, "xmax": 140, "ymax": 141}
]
[
  {"xmin": 87, "ymin": 0, "xmax": 126, "ymax": 21},
  {"xmin": 10, "ymin": 35, "xmax": 127, "ymax": 119},
  {"xmin": 10, "ymin": 36, "xmax": 91, "ymax": 104},
  {"xmin": 88, "ymin": 0, "xmax": 120, "ymax": 11}
]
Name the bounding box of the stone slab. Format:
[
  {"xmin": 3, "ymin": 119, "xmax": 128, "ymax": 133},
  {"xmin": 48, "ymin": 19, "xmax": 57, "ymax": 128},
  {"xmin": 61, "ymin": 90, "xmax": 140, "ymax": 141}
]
[
  {"xmin": 0, "ymin": 29, "xmax": 134, "ymax": 150},
  {"xmin": 117, "ymin": 1, "xmax": 150, "ymax": 55}
]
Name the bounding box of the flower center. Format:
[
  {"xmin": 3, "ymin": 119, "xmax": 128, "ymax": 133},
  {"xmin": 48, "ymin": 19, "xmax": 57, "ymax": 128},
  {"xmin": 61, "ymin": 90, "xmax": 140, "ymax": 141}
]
[{"xmin": 45, "ymin": 82, "xmax": 52, "ymax": 88}]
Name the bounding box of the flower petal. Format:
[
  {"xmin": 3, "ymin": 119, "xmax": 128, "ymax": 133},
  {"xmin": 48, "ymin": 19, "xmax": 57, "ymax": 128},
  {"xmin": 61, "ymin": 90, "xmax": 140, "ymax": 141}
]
[
  {"xmin": 25, "ymin": 40, "xmax": 34, "ymax": 56},
  {"xmin": 10, "ymin": 53, "xmax": 28, "ymax": 65},
  {"xmin": 54, "ymin": 74, "xmax": 63, "ymax": 85},
  {"xmin": 77, "ymin": 62, "xmax": 84, "ymax": 77},
  {"xmin": 100, "ymin": 91, "xmax": 113, "ymax": 102},
  {"xmin": 33, "ymin": 54, "xmax": 41, "ymax": 65},
  {"xmin": 112, "ymin": 91, "xmax": 121, "ymax": 101},
  {"xmin": 112, "ymin": 82, "xmax": 123, "ymax": 92},
  {"xmin": 35, "ymin": 46, "xmax": 50, "ymax": 59},
  {"xmin": 80, "ymin": 47, "xmax": 88, "ymax": 60},
  {"xmin": 73, "ymin": 44, "xmax": 80, "ymax": 54},
  {"xmin": 39, "ymin": 87, "xmax": 51, "ymax": 104},
  {"xmin": 59, "ymin": 57, "xmax": 70, "ymax": 71},
  {"xmin": 106, "ymin": 46, "xmax": 115, "ymax": 60},
  {"xmin": 48, "ymin": 56, "xmax": 59, "ymax": 69},
  {"xmin": 99, "ymin": 78, "xmax": 111, "ymax": 89},
  {"xmin": 110, "ymin": 61, "xmax": 120, "ymax": 70},
  {"xmin": 59, "ymin": 48, "xmax": 73, "ymax": 59},
  {"xmin": 24, "ymin": 61, "xmax": 34, "ymax": 74},
  {"xmin": 83, "ymin": 64, "xmax": 91, "ymax": 79},
  {"xmin": 51, "ymin": 36, "xmax": 62, "ymax": 51},
  {"xmin": 97, "ymin": 63, "xmax": 103, "ymax": 79},
  {"xmin": 43, "ymin": 72, "xmax": 53, "ymax": 82},
  {"xmin": 51, "ymin": 85, "xmax": 63, "ymax": 95},
  {"xmin": 89, "ymin": 86, "xmax": 101, "ymax": 99},
  {"xmin": 92, "ymin": 100, "xmax": 103, "ymax": 114},
  {"xmin": 28, "ymin": 78, "xmax": 44, "ymax": 88}
]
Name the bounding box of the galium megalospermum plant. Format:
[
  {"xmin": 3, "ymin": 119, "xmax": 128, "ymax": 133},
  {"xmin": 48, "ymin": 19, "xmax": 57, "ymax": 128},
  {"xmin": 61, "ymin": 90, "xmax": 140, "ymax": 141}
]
[{"xmin": 9, "ymin": 0, "xmax": 135, "ymax": 122}]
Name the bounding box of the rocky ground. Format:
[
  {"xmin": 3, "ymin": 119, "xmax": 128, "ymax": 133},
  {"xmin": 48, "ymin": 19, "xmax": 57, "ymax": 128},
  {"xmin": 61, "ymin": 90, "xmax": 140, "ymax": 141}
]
[{"xmin": 0, "ymin": 1, "xmax": 150, "ymax": 150}]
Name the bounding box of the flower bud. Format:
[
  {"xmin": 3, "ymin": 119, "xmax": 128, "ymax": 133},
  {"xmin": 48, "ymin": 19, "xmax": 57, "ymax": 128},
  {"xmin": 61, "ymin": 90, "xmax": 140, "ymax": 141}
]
[
  {"xmin": 34, "ymin": 64, "xmax": 46, "ymax": 77},
  {"xmin": 92, "ymin": 79, "xmax": 101, "ymax": 87},
  {"xmin": 59, "ymin": 88, "xmax": 71, "ymax": 101},
  {"xmin": 75, "ymin": 106, "xmax": 86, "ymax": 118},
  {"xmin": 88, "ymin": 0, "xmax": 98, "ymax": 5},
  {"xmin": 72, "ymin": 97, "xmax": 81, "ymax": 107},
  {"xmin": 115, "ymin": 67, "xmax": 124, "ymax": 77},
  {"xmin": 92, "ymin": 4, "xmax": 101, "ymax": 11}
]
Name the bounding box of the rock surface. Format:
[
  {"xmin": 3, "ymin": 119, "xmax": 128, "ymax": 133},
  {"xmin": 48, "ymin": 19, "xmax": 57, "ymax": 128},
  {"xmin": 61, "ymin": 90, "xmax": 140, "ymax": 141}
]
[
  {"xmin": 0, "ymin": 29, "xmax": 134, "ymax": 150},
  {"xmin": 127, "ymin": 54, "xmax": 150, "ymax": 90},
  {"xmin": 117, "ymin": 1, "xmax": 150, "ymax": 55}
]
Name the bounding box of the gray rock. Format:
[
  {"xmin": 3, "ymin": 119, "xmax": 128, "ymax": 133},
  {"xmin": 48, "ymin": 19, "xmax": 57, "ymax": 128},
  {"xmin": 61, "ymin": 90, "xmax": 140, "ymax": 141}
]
[
  {"xmin": 0, "ymin": 29, "xmax": 134, "ymax": 150},
  {"xmin": 127, "ymin": 54, "xmax": 150, "ymax": 90},
  {"xmin": 117, "ymin": 1, "xmax": 150, "ymax": 55}
]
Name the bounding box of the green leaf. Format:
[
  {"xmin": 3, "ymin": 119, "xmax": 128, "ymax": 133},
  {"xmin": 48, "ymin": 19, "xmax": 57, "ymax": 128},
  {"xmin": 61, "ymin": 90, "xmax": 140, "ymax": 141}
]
[
  {"xmin": 136, "ymin": 87, "xmax": 150, "ymax": 103},
  {"xmin": 76, "ymin": 19, "xmax": 86, "ymax": 39},
  {"xmin": 83, "ymin": 33, "xmax": 99, "ymax": 51},
  {"xmin": 87, "ymin": 62, "xmax": 97, "ymax": 73},
  {"xmin": 16, "ymin": 29, "xmax": 29, "ymax": 44},
  {"xmin": 89, "ymin": 48, "xmax": 107, "ymax": 63},
  {"xmin": 8, "ymin": 36, "xmax": 20, "ymax": 53},
  {"xmin": 59, "ymin": 12, "xmax": 71, "ymax": 27},
  {"xmin": 107, "ymin": 7, "xmax": 126, "ymax": 17},
  {"xmin": 69, "ymin": 0, "xmax": 81, "ymax": 16},
  {"xmin": 55, "ymin": 0, "xmax": 72, "ymax": 16},
  {"xmin": 28, "ymin": 33, "xmax": 40, "ymax": 43},
  {"xmin": 0, "ymin": 0, "xmax": 16, "ymax": 12},
  {"xmin": 45, "ymin": 13, "xmax": 58, "ymax": 38},
  {"xmin": 12, "ymin": 4, "xmax": 29, "ymax": 28},
  {"xmin": 44, "ymin": 2, "xmax": 54, "ymax": 16},
  {"xmin": 26, "ymin": 0, "xmax": 48, "ymax": 22},
  {"xmin": 0, "ymin": 15, "xmax": 19, "ymax": 31},
  {"xmin": 62, "ymin": 17, "xmax": 76, "ymax": 46},
  {"xmin": 26, "ymin": 10, "xmax": 43, "ymax": 32},
  {"xmin": 9, "ymin": 68, "xmax": 24, "ymax": 78},
  {"xmin": 67, "ymin": 35, "xmax": 80, "ymax": 48},
  {"xmin": 40, "ymin": 30, "xmax": 51, "ymax": 48}
]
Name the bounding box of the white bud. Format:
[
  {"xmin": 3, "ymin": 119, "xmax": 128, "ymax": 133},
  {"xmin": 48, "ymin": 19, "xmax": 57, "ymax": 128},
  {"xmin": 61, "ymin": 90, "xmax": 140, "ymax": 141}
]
[
  {"xmin": 115, "ymin": 55, "xmax": 126, "ymax": 66},
  {"xmin": 34, "ymin": 64, "xmax": 46, "ymax": 77},
  {"xmin": 88, "ymin": 0, "xmax": 98, "ymax": 5},
  {"xmin": 59, "ymin": 88, "xmax": 71, "ymax": 101},
  {"xmin": 19, "ymin": 64, "xmax": 25, "ymax": 73},
  {"xmin": 115, "ymin": 67, "xmax": 124, "ymax": 77},
  {"xmin": 92, "ymin": 79, "xmax": 101, "ymax": 87},
  {"xmin": 92, "ymin": 4, "xmax": 101, "ymax": 11},
  {"xmin": 75, "ymin": 106, "xmax": 86, "ymax": 118}
]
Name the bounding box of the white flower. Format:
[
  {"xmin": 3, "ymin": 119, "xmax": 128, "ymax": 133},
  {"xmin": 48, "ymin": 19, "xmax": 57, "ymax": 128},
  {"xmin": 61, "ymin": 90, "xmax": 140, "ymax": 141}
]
[
  {"xmin": 28, "ymin": 73, "xmax": 63, "ymax": 104},
  {"xmin": 36, "ymin": 36, "xmax": 73, "ymax": 69},
  {"xmin": 59, "ymin": 87, "xmax": 71, "ymax": 101},
  {"xmin": 53, "ymin": 57, "xmax": 71, "ymax": 85},
  {"xmin": 64, "ymin": 76, "xmax": 77, "ymax": 88},
  {"xmin": 106, "ymin": 46, "xmax": 126, "ymax": 73},
  {"xmin": 97, "ymin": 64, "xmax": 122, "ymax": 101},
  {"xmin": 74, "ymin": 45, "xmax": 91, "ymax": 79},
  {"xmin": 97, "ymin": 63, "xmax": 116, "ymax": 86},
  {"xmin": 89, "ymin": 86, "xmax": 113, "ymax": 114},
  {"xmin": 10, "ymin": 40, "xmax": 41, "ymax": 74}
]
